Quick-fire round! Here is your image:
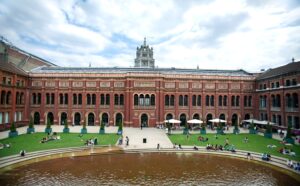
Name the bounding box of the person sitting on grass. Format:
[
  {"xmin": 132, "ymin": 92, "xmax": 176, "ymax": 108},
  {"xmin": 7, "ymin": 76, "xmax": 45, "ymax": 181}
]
[
  {"xmin": 193, "ymin": 145, "xmax": 198, "ymax": 151},
  {"xmin": 20, "ymin": 150, "xmax": 26, "ymax": 157},
  {"xmin": 244, "ymin": 137, "xmax": 248, "ymax": 143}
]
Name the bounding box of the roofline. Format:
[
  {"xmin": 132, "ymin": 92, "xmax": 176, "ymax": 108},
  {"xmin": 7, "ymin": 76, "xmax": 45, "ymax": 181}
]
[{"xmin": 0, "ymin": 40, "xmax": 57, "ymax": 67}]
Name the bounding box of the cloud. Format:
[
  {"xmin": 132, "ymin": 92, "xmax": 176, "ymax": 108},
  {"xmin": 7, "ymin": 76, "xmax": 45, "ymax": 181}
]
[{"xmin": 0, "ymin": 0, "xmax": 299, "ymax": 71}]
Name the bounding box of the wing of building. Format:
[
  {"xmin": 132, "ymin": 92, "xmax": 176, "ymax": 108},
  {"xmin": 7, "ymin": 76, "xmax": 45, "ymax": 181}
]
[{"xmin": 0, "ymin": 38, "xmax": 299, "ymax": 131}]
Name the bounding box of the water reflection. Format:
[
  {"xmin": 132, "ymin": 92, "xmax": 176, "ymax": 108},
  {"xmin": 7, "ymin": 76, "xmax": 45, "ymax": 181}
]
[{"xmin": 0, "ymin": 153, "xmax": 299, "ymax": 186}]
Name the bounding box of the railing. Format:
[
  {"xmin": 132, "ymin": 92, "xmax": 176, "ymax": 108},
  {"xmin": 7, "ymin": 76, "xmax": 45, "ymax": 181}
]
[
  {"xmin": 259, "ymin": 107, "xmax": 267, "ymax": 111},
  {"xmin": 271, "ymin": 107, "xmax": 281, "ymax": 111},
  {"xmin": 285, "ymin": 107, "xmax": 299, "ymax": 112},
  {"xmin": 134, "ymin": 106, "xmax": 156, "ymax": 110}
]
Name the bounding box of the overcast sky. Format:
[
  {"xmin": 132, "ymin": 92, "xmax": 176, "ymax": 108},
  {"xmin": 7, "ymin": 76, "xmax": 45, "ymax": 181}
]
[{"xmin": 0, "ymin": 0, "xmax": 299, "ymax": 72}]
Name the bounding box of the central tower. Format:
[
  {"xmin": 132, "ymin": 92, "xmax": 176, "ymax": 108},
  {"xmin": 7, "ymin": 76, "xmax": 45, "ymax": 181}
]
[{"xmin": 134, "ymin": 37, "xmax": 155, "ymax": 68}]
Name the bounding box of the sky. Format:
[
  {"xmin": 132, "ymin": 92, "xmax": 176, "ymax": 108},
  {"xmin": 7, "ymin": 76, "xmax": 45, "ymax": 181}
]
[{"xmin": 0, "ymin": 0, "xmax": 300, "ymax": 72}]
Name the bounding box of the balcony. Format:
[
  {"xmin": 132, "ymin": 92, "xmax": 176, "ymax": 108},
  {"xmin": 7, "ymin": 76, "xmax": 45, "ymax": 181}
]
[
  {"xmin": 259, "ymin": 107, "xmax": 267, "ymax": 111},
  {"xmin": 134, "ymin": 105, "xmax": 156, "ymax": 110},
  {"xmin": 285, "ymin": 107, "xmax": 299, "ymax": 112},
  {"xmin": 271, "ymin": 107, "xmax": 281, "ymax": 112}
]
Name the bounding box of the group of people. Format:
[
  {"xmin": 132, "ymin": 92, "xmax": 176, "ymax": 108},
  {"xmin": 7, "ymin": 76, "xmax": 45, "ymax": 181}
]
[
  {"xmin": 84, "ymin": 138, "xmax": 98, "ymax": 146},
  {"xmin": 173, "ymin": 143, "xmax": 182, "ymax": 149},
  {"xmin": 40, "ymin": 132, "xmax": 60, "ymax": 143},
  {"xmin": 118, "ymin": 136, "xmax": 129, "ymax": 146},
  {"xmin": 206, "ymin": 143, "xmax": 223, "ymax": 151},
  {"xmin": 261, "ymin": 153, "xmax": 271, "ymax": 161},
  {"xmin": 279, "ymin": 147, "xmax": 296, "ymax": 156},
  {"xmin": 287, "ymin": 159, "xmax": 300, "ymax": 171},
  {"xmin": 0, "ymin": 143, "xmax": 11, "ymax": 149},
  {"xmin": 198, "ymin": 136, "xmax": 208, "ymax": 142}
]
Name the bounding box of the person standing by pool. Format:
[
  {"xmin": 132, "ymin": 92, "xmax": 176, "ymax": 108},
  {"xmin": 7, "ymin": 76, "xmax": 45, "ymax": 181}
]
[{"xmin": 126, "ymin": 136, "xmax": 129, "ymax": 146}]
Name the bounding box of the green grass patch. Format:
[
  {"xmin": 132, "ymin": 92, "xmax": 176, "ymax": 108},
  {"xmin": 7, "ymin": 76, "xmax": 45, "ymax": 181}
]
[
  {"xmin": 0, "ymin": 133, "xmax": 119, "ymax": 157},
  {"xmin": 169, "ymin": 133, "xmax": 300, "ymax": 161}
]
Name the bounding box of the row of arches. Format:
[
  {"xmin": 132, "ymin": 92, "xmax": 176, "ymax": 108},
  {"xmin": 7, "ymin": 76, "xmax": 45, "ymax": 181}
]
[
  {"xmin": 0, "ymin": 90, "xmax": 11, "ymax": 105},
  {"xmin": 32, "ymin": 112, "xmax": 124, "ymax": 126},
  {"xmin": 165, "ymin": 113, "xmax": 250, "ymax": 126},
  {"xmin": 134, "ymin": 94, "xmax": 155, "ymax": 106}
]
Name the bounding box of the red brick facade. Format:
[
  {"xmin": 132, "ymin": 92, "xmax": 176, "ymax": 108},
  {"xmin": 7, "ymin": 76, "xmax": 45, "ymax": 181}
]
[{"xmin": 0, "ymin": 42, "xmax": 299, "ymax": 130}]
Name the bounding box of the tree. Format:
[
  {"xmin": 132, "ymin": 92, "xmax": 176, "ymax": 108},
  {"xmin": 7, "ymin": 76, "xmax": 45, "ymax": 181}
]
[
  {"xmin": 10, "ymin": 122, "xmax": 16, "ymax": 132},
  {"xmin": 27, "ymin": 116, "xmax": 35, "ymax": 134},
  {"xmin": 117, "ymin": 120, "xmax": 123, "ymax": 135},
  {"xmin": 286, "ymin": 121, "xmax": 292, "ymax": 139},
  {"xmin": 64, "ymin": 119, "xmax": 68, "ymax": 129},
  {"xmin": 28, "ymin": 116, "xmax": 34, "ymax": 129},
  {"xmin": 266, "ymin": 122, "xmax": 272, "ymax": 133}
]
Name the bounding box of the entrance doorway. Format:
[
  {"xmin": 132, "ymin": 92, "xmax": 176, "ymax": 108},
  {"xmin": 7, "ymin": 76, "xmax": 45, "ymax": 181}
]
[
  {"xmin": 141, "ymin": 114, "xmax": 148, "ymax": 127},
  {"xmin": 74, "ymin": 112, "xmax": 81, "ymax": 125}
]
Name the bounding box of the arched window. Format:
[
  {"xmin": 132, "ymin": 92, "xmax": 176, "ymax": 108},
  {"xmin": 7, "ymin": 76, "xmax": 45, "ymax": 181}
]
[
  {"xmin": 293, "ymin": 93, "xmax": 299, "ymax": 108},
  {"xmin": 92, "ymin": 94, "xmax": 96, "ymax": 105},
  {"xmin": 51, "ymin": 93, "xmax": 55, "ymax": 104},
  {"xmin": 102, "ymin": 113, "xmax": 109, "ymax": 126},
  {"xmin": 78, "ymin": 94, "xmax": 82, "ymax": 105},
  {"xmin": 205, "ymin": 95, "xmax": 209, "ymax": 106},
  {"xmin": 271, "ymin": 95, "xmax": 275, "ymax": 107},
  {"xmin": 145, "ymin": 94, "xmax": 150, "ymax": 106},
  {"xmin": 197, "ymin": 95, "xmax": 201, "ymax": 106},
  {"xmin": 15, "ymin": 92, "xmax": 19, "ymax": 104},
  {"xmin": 73, "ymin": 94, "xmax": 77, "ymax": 105},
  {"xmin": 87, "ymin": 94, "xmax": 91, "ymax": 105},
  {"xmin": 151, "ymin": 94, "xmax": 155, "ymax": 106},
  {"xmin": 170, "ymin": 95, "xmax": 175, "ymax": 106},
  {"xmin": 231, "ymin": 95, "xmax": 235, "ymax": 106},
  {"xmin": 223, "ymin": 95, "xmax": 227, "ymax": 106},
  {"xmin": 106, "ymin": 94, "xmax": 110, "ymax": 105},
  {"xmin": 59, "ymin": 93, "xmax": 64, "ymax": 104},
  {"xmin": 184, "ymin": 95, "xmax": 188, "ymax": 106},
  {"xmin": 46, "ymin": 93, "xmax": 50, "ymax": 104},
  {"xmin": 1, "ymin": 91, "xmax": 6, "ymax": 105},
  {"xmin": 192, "ymin": 95, "xmax": 196, "ymax": 106},
  {"xmin": 179, "ymin": 95, "xmax": 183, "ymax": 106},
  {"xmin": 210, "ymin": 95, "xmax": 214, "ymax": 106},
  {"xmin": 114, "ymin": 94, "xmax": 119, "ymax": 105},
  {"xmin": 64, "ymin": 93, "xmax": 68, "ymax": 104},
  {"xmin": 100, "ymin": 94, "xmax": 105, "ymax": 105},
  {"xmin": 134, "ymin": 94, "xmax": 138, "ymax": 106},
  {"xmin": 218, "ymin": 95, "xmax": 222, "ymax": 106},
  {"xmin": 276, "ymin": 95, "xmax": 280, "ymax": 107},
  {"xmin": 32, "ymin": 93, "xmax": 36, "ymax": 105},
  {"xmin": 248, "ymin": 96, "xmax": 252, "ymax": 107},
  {"xmin": 88, "ymin": 113, "xmax": 95, "ymax": 126},
  {"xmin": 6, "ymin": 91, "xmax": 11, "ymax": 105},
  {"xmin": 120, "ymin": 94, "xmax": 124, "ymax": 105},
  {"xmin": 165, "ymin": 95, "xmax": 170, "ymax": 106},
  {"xmin": 37, "ymin": 93, "xmax": 41, "ymax": 104},
  {"xmin": 244, "ymin": 96, "xmax": 248, "ymax": 107},
  {"xmin": 139, "ymin": 94, "xmax": 145, "ymax": 106}
]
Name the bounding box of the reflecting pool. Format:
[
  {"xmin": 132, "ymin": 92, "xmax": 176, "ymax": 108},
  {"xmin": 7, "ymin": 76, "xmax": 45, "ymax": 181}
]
[{"xmin": 0, "ymin": 152, "xmax": 299, "ymax": 185}]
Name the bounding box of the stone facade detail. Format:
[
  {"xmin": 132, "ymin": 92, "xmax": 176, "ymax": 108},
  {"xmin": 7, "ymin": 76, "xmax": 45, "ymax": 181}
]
[{"xmin": 134, "ymin": 38, "xmax": 155, "ymax": 68}]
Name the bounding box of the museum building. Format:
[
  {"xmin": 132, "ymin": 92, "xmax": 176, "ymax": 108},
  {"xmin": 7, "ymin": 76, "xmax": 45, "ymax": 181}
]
[{"xmin": 0, "ymin": 38, "xmax": 299, "ymax": 131}]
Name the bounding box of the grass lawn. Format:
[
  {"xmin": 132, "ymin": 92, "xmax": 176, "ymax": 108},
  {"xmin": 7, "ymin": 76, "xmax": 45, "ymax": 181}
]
[
  {"xmin": 0, "ymin": 133, "xmax": 119, "ymax": 157},
  {"xmin": 169, "ymin": 133, "xmax": 300, "ymax": 161}
]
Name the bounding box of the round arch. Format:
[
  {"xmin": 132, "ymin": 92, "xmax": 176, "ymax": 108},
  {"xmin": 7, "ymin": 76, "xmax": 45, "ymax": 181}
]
[
  {"xmin": 87, "ymin": 112, "xmax": 95, "ymax": 126},
  {"xmin": 115, "ymin": 113, "xmax": 123, "ymax": 126},
  {"xmin": 179, "ymin": 113, "xmax": 187, "ymax": 127},
  {"xmin": 165, "ymin": 113, "xmax": 173, "ymax": 120},
  {"xmin": 74, "ymin": 112, "xmax": 81, "ymax": 125},
  {"xmin": 140, "ymin": 113, "xmax": 149, "ymax": 127},
  {"xmin": 33, "ymin": 112, "xmax": 40, "ymax": 125},
  {"xmin": 60, "ymin": 112, "xmax": 67, "ymax": 125}
]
